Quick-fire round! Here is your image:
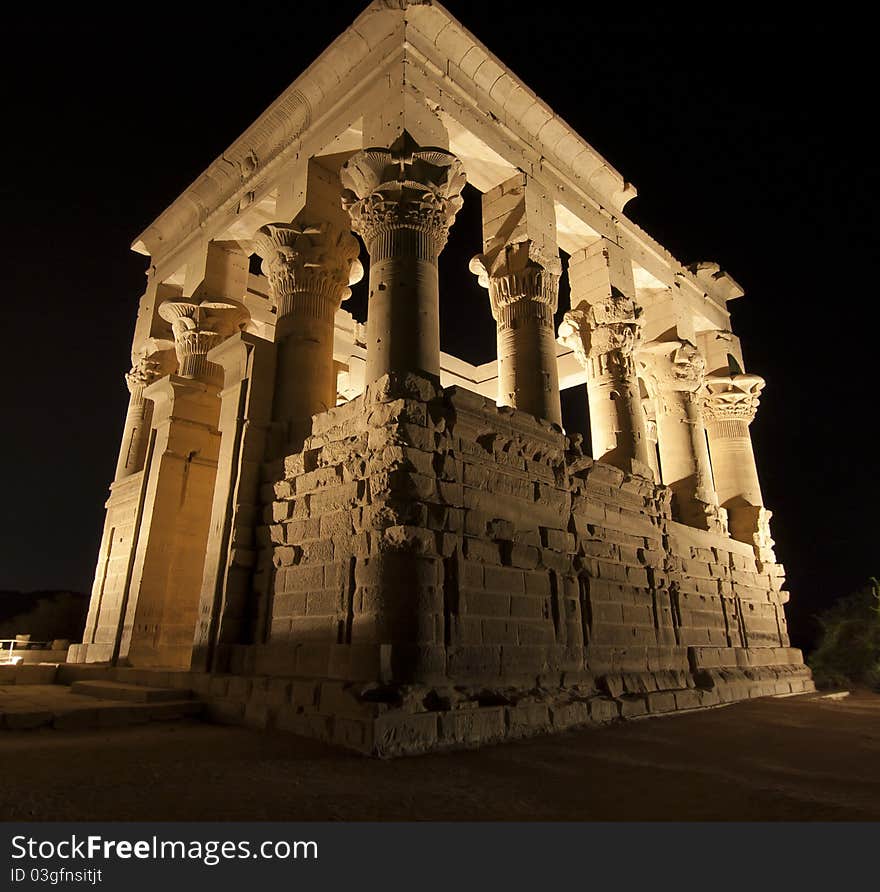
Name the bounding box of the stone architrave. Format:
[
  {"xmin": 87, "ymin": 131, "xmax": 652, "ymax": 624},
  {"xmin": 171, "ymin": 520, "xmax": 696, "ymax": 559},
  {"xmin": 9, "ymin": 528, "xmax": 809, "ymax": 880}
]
[
  {"xmin": 341, "ymin": 132, "xmax": 466, "ymax": 383},
  {"xmin": 701, "ymin": 372, "xmax": 770, "ymax": 546},
  {"xmin": 639, "ymin": 340, "xmax": 724, "ymax": 531},
  {"xmin": 558, "ymin": 292, "xmax": 652, "ymax": 476},
  {"xmin": 253, "ymin": 218, "xmax": 362, "ymax": 450},
  {"xmin": 469, "ymin": 173, "xmax": 562, "ymax": 426}
]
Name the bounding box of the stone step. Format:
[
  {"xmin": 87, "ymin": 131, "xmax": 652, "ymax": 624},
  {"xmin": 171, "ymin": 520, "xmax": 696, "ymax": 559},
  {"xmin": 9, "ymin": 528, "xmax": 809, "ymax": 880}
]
[
  {"xmin": 70, "ymin": 680, "xmax": 193, "ymax": 703},
  {"xmin": 1, "ymin": 699, "xmax": 203, "ymax": 731}
]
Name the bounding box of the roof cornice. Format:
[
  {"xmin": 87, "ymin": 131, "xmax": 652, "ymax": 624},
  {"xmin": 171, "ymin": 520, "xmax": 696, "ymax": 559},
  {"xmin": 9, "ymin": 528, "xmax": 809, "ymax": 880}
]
[
  {"xmin": 131, "ymin": 0, "xmax": 740, "ymax": 315},
  {"xmin": 133, "ymin": 1, "xmax": 633, "ymax": 261}
]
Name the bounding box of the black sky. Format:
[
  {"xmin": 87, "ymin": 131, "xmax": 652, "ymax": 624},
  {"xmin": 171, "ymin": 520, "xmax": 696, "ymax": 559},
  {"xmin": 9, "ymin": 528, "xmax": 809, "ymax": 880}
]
[{"xmin": 1, "ymin": 5, "xmax": 874, "ymax": 650}]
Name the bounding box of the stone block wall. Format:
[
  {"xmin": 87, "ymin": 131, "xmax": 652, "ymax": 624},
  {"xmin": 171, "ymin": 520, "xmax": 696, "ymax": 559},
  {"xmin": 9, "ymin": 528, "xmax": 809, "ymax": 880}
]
[
  {"xmin": 237, "ymin": 372, "xmax": 810, "ymax": 752},
  {"xmin": 70, "ymin": 474, "xmax": 145, "ymax": 664}
]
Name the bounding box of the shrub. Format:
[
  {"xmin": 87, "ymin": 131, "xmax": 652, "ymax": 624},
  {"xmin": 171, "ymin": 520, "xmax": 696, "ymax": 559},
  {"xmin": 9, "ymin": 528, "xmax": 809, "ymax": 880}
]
[{"xmin": 808, "ymin": 577, "xmax": 880, "ymax": 690}]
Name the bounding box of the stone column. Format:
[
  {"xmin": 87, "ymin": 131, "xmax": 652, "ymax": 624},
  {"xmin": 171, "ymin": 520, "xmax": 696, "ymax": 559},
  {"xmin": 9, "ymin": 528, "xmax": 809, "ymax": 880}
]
[
  {"xmin": 640, "ymin": 340, "xmax": 723, "ymax": 530},
  {"xmin": 253, "ymin": 219, "xmax": 362, "ymax": 449},
  {"xmin": 469, "ymin": 174, "xmax": 562, "ymax": 426},
  {"xmin": 115, "ymin": 358, "xmax": 161, "ymax": 480},
  {"xmin": 642, "ymin": 403, "xmax": 662, "ymax": 483},
  {"xmin": 123, "ymin": 298, "xmax": 248, "ymax": 667},
  {"xmin": 558, "ymin": 293, "xmax": 653, "ymax": 476},
  {"xmin": 702, "ymin": 373, "xmax": 768, "ymax": 543},
  {"xmin": 192, "ymin": 332, "xmax": 275, "ymax": 672},
  {"xmin": 158, "ymin": 300, "xmax": 246, "ymax": 382},
  {"xmin": 341, "ymin": 134, "xmax": 466, "ymax": 383}
]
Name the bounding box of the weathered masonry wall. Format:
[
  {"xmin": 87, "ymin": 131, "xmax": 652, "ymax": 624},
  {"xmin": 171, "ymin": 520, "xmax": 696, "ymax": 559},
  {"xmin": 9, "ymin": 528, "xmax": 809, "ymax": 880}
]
[
  {"xmin": 67, "ymin": 2, "xmax": 811, "ymax": 757},
  {"xmin": 72, "ymin": 474, "xmax": 146, "ymax": 664},
  {"xmin": 230, "ymin": 373, "xmax": 809, "ymax": 753}
]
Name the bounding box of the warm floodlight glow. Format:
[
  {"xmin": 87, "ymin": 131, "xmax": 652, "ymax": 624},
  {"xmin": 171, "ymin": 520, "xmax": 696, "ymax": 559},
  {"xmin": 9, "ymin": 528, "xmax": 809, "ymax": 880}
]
[{"xmin": 68, "ymin": 0, "xmax": 813, "ymax": 756}]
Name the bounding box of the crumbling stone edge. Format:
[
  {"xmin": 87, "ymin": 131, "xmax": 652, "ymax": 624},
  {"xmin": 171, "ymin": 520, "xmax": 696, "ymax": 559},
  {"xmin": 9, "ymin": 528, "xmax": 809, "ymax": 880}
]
[
  {"xmin": 1, "ymin": 662, "xmax": 812, "ymax": 754},
  {"xmin": 201, "ymin": 663, "xmax": 812, "ymax": 757}
]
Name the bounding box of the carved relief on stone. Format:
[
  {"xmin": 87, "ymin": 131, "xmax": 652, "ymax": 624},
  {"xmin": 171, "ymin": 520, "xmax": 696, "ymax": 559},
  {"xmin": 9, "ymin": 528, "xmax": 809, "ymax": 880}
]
[
  {"xmin": 754, "ymin": 507, "xmax": 775, "ymax": 550},
  {"xmin": 469, "ymin": 242, "xmax": 561, "ymax": 330},
  {"xmin": 639, "ymin": 340, "xmax": 705, "ymax": 392},
  {"xmin": 643, "ymin": 411, "xmax": 658, "ymax": 445},
  {"xmin": 639, "ymin": 339, "xmax": 707, "ymax": 421},
  {"xmin": 124, "ymin": 341, "xmax": 177, "ymax": 400},
  {"xmin": 115, "ymin": 342, "xmax": 177, "ymax": 479},
  {"xmin": 158, "ymin": 300, "xmax": 248, "ymax": 380},
  {"xmin": 701, "ymin": 373, "xmax": 765, "ymax": 425},
  {"xmin": 702, "ymin": 502, "xmax": 730, "ymax": 537},
  {"xmin": 252, "ymin": 221, "xmax": 363, "ymax": 320},
  {"xmin": 125, "ymin": 357, "xmax": 161, "ymax": 395},
  {"xmin": 340, "ymin": 136, "xmax": 467, "ymax": 261},
  {"xmin": 557, "ymin": 293, "xmax": 643, "ymax": 379}
]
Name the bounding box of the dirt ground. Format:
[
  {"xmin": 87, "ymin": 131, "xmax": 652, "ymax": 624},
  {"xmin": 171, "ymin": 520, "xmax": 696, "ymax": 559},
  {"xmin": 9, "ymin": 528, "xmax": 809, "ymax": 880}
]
[{"xmin": 1, "ymin": 691, "xmax": 878, "ymax": 821}]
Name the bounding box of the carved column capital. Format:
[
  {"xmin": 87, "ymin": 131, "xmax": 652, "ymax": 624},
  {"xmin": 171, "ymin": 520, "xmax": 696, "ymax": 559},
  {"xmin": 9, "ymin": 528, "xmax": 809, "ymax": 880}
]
[
  {"xmin": 115, "ymin": 344, "xmax": 175, "ymax": 480},
  {"xmin": 253, "ymin": 221, "xmax": 363, "ymax": 321},
  {"xmin": 558, "ymin": 294, "xmax": 651, "ymax": 474},
  {"xmin": 701, "ymin": 372, "xmax": 766, "ymax": 543},
  {"xmin": 340, "ymin": 142, "xmax": 466, "ymax": 262},
  {"xmin": 125, "ymin": 358, "xmax": 161, "ymax": 396},
  {"xmin": 558, "ymin": 294, "xmax": 643, "ymax": 378},
  {"xmin": 469, "ymin": 242, "xmax": 560, "ymax": 329},
  {"xmin": 701, "ymin": 373, "xmax": 765, "ymax": 425},
  {"xmin": 159, "ymin": 300, "xmax": 248, "ymax": 380},
  {"xmin": 639, "ymin": 340, "xmax": 706, "ymax": 394},
  {"xmin": 124, "ymin": 343, "xmax": 176, "ymax": 400}
]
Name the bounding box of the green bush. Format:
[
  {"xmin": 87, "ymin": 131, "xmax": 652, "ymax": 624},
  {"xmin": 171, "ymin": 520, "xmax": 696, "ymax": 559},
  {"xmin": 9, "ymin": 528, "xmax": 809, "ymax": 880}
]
[{"xmin": 808, "ymin": 577, "xmax": 880, "ymax": 690}]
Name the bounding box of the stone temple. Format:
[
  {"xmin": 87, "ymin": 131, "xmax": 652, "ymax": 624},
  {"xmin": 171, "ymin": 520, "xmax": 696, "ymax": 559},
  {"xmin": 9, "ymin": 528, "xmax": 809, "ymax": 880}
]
[{"xmin": 69, "ymin": 0, "xmax": 813, "ymax": 754}]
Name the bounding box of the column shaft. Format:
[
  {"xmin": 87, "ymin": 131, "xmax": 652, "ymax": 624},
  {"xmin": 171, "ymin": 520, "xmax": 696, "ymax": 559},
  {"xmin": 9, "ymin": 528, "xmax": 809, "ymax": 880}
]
[
  {"xmin": 559, "ymin": 291, "xmax": 651, "ymax": 474},
  {"xmin": 705, "ymin": 416, "xmax": 763, "ymax": 508},
  {"xmin": 277, "ymin": 310, "xmax": 337, "ymax": 420},
  {"xmin": 342, "ymin": 137, "xmax": 466, "ymax": 384},
  {"xmin": 584, "ymin": 353, "xmax": 650, "ymax": 469},
  {"xmin": 114, "ymin": 353, "xmax": 174, "ymax": 480},
  {"xmin": 495, "ymin": 303, "xmax": 561, "ymax": 424},
  {"xmin": 643, "ymin": 413, "xmax": 662, "ymax": 482},
  {"xmin": 702, "ymin": 373, "xmax": 766, "ymax": 543},
  {"xmin": 657, "ymin": 390, "xmax": 716, "ymax": 526},
  {"xmin": 639, "ymin": 339, "xmax": 721, "ymax": 529},
  {"xmin": 365, "ymin": 233, "xmax": 441, "ymax": 381},
  {"xmin": 115, "ymin": 382, "xmax": 153, "ymax": 480},
  {"xmin": 254, "ymin": 218, "xmax": 362, "ymax": 450},
  {"xmin": 471, "ymin": 174, "xmax": 563, "ymax": 425}
]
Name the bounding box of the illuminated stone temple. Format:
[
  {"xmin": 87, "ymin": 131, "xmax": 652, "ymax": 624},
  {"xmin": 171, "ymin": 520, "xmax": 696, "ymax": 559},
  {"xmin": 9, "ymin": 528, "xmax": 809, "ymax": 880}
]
[{"xmin": 70, "ymin": 0, "xmax": 813, "ymax": 754}]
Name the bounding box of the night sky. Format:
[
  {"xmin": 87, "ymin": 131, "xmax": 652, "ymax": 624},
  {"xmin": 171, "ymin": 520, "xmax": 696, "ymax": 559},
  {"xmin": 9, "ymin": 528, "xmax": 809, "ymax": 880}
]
[{"xmin": 2, "ymin": 5, "xmax": 872, "ymax": 651}]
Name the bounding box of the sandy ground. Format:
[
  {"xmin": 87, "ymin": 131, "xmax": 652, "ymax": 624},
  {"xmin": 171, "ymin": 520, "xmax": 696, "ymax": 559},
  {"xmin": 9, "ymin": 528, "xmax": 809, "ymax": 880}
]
[{"xmin": 1, "ymin": 691, "xmax": 878, "ymax": 821}]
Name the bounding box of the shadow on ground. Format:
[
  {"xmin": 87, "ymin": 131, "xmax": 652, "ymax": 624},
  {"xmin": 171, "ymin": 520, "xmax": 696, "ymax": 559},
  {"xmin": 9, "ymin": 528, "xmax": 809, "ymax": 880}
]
[{"xmin": 2, "ymin": 692, "xmax": 878, "ymax": 821}]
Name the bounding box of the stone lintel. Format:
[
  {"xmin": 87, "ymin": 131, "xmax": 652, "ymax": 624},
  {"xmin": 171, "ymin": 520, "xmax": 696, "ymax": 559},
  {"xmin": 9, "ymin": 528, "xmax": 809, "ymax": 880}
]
[{"xmin": 130, "ymin": 2, "xmax": 737, "ymax": 319}]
